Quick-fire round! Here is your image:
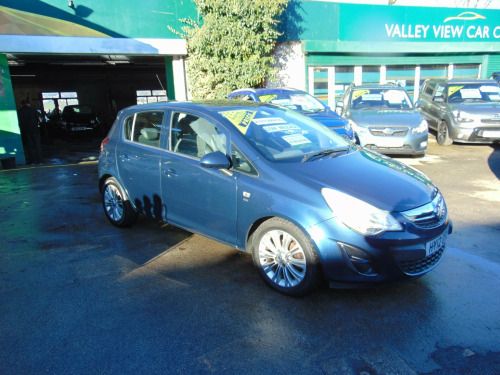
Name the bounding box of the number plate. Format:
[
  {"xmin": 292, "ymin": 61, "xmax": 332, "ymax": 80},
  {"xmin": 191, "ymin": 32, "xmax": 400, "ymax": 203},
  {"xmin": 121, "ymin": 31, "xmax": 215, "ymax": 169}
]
[
  {"xmin": 482, "ymin": 130, "xmax": 500, "ymax": 138},
  {"xmin": 426, "ymin": 231, "xmax": 447, "ymax": 256},
  {"xmin": 375, "ymin": 138, "xmax": 405, "ymax": 148}
]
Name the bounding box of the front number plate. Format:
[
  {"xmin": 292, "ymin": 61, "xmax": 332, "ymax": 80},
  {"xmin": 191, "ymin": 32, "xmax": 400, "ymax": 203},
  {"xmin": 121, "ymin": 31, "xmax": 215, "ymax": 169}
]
[
  {"xmin": 482, "ymin": 130, "xmax": 500, "ymax": 138},
  {"xmin": 426, "ymin": 231, "xmax": 447, "ymax": 256}
]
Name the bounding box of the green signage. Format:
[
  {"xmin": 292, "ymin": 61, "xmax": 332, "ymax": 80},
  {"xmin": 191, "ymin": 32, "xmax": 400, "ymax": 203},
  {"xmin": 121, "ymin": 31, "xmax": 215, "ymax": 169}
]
[{"xmin": 340, "ymin": 4, "xmax": 500, "ymax": 43}]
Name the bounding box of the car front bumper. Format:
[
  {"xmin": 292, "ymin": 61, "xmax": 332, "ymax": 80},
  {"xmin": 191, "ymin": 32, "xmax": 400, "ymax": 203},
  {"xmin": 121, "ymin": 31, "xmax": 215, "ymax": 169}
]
[
  {"xmin": 357, "ymin": 130, "xmax": 428, "ymax": 155},
  {"xmin": 449, "ymin": 121, "xmax": 500, "ymax": 144},
  {"xmin": 307, "ymin": 216, "xmax": 453, "ymax": 288}
]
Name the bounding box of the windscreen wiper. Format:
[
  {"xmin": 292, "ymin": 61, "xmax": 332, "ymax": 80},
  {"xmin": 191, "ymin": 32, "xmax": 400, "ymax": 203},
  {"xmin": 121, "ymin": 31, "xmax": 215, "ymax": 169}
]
[{"xmin": 302, "ymin": 146, "xmax": 350, "ymax": 162}]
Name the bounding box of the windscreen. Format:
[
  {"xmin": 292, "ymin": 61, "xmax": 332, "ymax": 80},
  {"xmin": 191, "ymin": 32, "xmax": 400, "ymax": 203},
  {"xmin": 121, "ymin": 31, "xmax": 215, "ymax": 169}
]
[
  {"xmin": 257, "ymin": 93, "xmax": 325, "ymax": 113},
  {"xmin": 447, "ymin": 83, "xmax": 500, "ymax": 103},
  {"xmin": 218, "ymin": 106, "xmax": 349, "ymax": 162},
  {"xmin": 350, "ymin": 88, "xmax": 413, "ymax": 110}
]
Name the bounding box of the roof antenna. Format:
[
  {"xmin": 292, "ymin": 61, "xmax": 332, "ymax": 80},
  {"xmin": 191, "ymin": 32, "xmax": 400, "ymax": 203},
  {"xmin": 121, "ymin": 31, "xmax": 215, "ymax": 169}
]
[{"xmin": 156, "ymin": 74, "xmax": 165, "ymax": 91}]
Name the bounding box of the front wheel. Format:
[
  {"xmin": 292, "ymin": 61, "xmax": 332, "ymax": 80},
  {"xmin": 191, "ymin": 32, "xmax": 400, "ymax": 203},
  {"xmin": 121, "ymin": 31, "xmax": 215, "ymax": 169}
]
[
  {"xmin": 437, "ymin": 121, "xmax": 453, "ymax": 146},
  {"xmin": 102, "ymin": 177, "xmax": 138, "ymax": 227},
  {"xmin": 250, "ymin": 218, "xmax": 322, "ymax": 296}
]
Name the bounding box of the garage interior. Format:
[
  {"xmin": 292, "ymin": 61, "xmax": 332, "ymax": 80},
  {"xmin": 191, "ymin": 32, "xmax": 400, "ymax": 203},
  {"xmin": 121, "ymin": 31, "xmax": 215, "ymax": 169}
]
[{"xmin": 8, "ymin": 53, "xmax": 169, "ymax": 138}]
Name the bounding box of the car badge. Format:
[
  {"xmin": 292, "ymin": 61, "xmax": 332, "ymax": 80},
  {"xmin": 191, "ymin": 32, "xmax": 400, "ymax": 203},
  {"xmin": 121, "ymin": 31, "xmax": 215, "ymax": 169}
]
[
  {"xmin": 383, "ymin": 128, "xmax": 395, "ymax": 135},
  {"xmin": 435, "ymin": 196, "xmax": 446, "ymax": 220}
]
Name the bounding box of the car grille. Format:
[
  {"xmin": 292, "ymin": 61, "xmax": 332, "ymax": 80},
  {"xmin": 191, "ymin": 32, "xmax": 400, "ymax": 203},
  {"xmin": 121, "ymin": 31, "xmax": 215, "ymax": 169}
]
[
  {"xmin": 402, "ymin": 193, "xmax": 447, "ymax": 229},
  {"xmin": 481, "ymin": 118, "xmax": 500, "ymax": 124},
  {"xmin": 398, "ymin": 247, "xmax": 445, "ymax": 275},
  {"xmin": 370, "ymin": 127, "xmax": 408, "ymax": 137}
]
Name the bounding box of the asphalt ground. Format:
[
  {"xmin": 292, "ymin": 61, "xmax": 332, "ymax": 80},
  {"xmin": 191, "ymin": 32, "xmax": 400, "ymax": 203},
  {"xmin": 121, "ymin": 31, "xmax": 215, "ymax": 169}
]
[{"xmin": 1, "ymin": 134, "xmax": 499, "ymax": 374}]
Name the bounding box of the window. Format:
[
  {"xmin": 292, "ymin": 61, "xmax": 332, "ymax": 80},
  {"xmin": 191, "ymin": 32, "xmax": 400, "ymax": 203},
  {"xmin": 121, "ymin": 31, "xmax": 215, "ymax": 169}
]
[
  {"xmin": 361, "ymin": 66, "xmax": 380, "ymax": 84},
  {"xmin": 42, "ymin": 91, "xmax": 78, "ymax": 116},
  {"xmin": 386, "ymin": 65, "xmax": 416, "ymax": 98},
  {"xmin": 419, "ymin": 65, "xmax": 448, "ymax": 87},
  {"xmin": 334, "ymin": 66, "xmax": 355, "ymax": 103},
  {"xmin": 424, "ymin": 82, "xmax": 436, "ymax": 96},
  {"xmin": 231, "ymin": 144, "xmax": 257, "ymax": 175},
  {"xmin": 231, "ymin": 94, "xmax": 253, "ymax": 101},
  {"xmin": 313, "ymin": 68, "xmax": 329, "ymax": 105},
  {"xmin": 452, "ymin": 64, "xmax": 480, "ymax": 80},
  {"xmin": 124, "ymin": 111, "xmax": 164, "ymax": 147},
  {"xmin": 170, "ymin": 112, "xmax": 227, "ymax": 158},
  {"xmin": 137, "ymin": 90, "xmax": 168, "ymax": 105}
]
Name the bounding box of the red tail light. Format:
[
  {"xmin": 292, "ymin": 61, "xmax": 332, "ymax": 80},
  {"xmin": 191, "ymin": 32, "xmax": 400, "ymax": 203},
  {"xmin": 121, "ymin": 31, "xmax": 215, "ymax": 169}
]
[{"xmin": 100, "ymin": 137, "xmax": 110, "ymax": 153}]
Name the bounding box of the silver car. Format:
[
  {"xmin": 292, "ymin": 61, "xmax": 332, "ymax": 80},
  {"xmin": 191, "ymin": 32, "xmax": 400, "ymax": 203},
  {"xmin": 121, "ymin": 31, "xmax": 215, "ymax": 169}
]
[
  {"xmin": 417, "ymin": 79, "xmax": 500, "ymax": 146},
  {"xmin": 337, "ymin": 83, "xmax": 428, "ymax": 156}
]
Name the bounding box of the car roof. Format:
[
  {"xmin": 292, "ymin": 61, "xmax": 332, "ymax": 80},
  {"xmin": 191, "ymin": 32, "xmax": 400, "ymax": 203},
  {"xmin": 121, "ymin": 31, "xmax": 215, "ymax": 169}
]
[
  {"xmin": 230, "ymin": 87, "xmax": 307, "ymax": 96},
  {"xmin": 351, "ymin": 83, "xmax": 407, "ymax": 90},
  {"xmin": 424, "ymin": 78, "xmax": 496, "ymax": 84},
  {"xmin": 118, "ymin": 99, "xmax": 273, "ymax": 118}
]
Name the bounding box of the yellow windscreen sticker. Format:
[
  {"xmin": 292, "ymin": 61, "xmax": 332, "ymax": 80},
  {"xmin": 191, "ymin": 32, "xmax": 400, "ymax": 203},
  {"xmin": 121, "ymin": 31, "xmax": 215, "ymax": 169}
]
[
  {"xmin": 258, "ymin": 94, "xmax": 277, "ymax": 103},
  {"xmin": 353, "ymin": 89, "xmax": 370, "ymax": 100},
  {"xmin": 448, "ymin": 86, "xmax": 464, "ymax": 96},
  {"xmin": 220, "ymin": 110, "xmax": 257, "ymax": 134}
]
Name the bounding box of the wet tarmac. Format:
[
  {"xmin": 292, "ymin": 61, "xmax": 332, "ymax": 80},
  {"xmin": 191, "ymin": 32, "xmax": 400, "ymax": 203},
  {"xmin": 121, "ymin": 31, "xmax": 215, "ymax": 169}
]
[{"xmin": 1, "ymin": 136, "xmax": 499, "ymax": 374}]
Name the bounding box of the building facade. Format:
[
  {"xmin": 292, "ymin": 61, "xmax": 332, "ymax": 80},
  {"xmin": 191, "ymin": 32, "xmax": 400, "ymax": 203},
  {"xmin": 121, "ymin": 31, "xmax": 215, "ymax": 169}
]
[
  {"xmin": 276, "ymin": 2, "xmax": 500, "ymax": 107},
  {"xmin": 1, "ymin": 1, "xmax": 499, "ymax": 164}
]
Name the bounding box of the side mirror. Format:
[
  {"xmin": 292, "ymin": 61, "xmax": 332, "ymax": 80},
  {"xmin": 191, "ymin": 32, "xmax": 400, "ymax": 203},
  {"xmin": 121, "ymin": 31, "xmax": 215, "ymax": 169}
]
[
  {"xmin": 200, "ymin": 151, "xmax": 231, "ymax": 170},
  {"xmin": 335, "ymin": 102, "xmax": 344, "ymax": 115}
]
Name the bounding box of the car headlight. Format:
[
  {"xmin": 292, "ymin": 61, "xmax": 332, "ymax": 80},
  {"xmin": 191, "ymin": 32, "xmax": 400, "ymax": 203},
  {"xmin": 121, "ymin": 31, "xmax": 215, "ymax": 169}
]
[
  {"xmin": 412, "ymin": 119, "xmax": 428, "ymax": 134},
  {"xmin": 452, "ymin": 110, "xmax": 474, "ymax": 123},
  {"xmin": 322, "ymin": 188, "xmax": 403, "ymax": 236},
  {"xmin": 344, "ymin": 121, "xmax": 352, "ymax": 132},
  {"xmin": 349, "ymin": 119, "xmax": 367, "ymax": 134}
]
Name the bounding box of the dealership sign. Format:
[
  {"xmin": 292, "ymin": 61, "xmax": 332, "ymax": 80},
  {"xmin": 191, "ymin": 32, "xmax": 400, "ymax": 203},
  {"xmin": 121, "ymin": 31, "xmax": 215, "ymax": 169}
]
[
  {"xmin": 385, "ymin": 12, "xmax": 500, "ymax": 40},
  {"xmin": 341, "ymin": 5, "xmax": 500, "ymax": 43}
]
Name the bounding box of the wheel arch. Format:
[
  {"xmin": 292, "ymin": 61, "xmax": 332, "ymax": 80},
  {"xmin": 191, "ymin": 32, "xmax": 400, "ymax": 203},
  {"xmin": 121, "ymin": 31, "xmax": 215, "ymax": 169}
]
[{"xmin": 244, "ymin": 214, "xmax": 320, "ymax": 255}]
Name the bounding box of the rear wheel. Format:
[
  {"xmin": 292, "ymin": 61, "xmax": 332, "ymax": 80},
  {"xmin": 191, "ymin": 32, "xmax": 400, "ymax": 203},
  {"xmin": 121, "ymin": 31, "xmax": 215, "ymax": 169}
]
[
  {"xmin": 437, "ymin": 121, "xmax": 453, "ymax": 146},
  {"xmin": 102, "ymin": 177, "xmax": 138, "ymax": 227},
  {"xmin": 250, "ymin": 218, "xmax": 322, "ymax": 296}
]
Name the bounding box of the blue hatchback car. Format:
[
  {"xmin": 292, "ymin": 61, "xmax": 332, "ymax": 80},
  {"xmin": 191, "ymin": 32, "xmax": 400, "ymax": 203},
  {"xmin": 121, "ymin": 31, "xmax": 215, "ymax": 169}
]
[
  {"xmin": 228, "ymin": 88, "xmax": 355, "ymax": 141},
  {"xmin": 99, "ymin": 100, "xmax": 452, "ymax": 296}
]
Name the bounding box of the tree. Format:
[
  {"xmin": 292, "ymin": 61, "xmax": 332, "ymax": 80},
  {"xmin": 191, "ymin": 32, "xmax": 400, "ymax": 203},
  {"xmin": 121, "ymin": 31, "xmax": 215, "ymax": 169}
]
[{"xmin": 172, "ymin": 0, "xmax": 289, "ymax": 100}]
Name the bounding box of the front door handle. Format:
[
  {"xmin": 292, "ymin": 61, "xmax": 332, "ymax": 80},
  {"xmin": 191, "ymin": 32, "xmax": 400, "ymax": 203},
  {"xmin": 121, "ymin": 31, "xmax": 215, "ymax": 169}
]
[{"xmin": 163, "ymin": 168, "xmax": 177, "ymax": 177}]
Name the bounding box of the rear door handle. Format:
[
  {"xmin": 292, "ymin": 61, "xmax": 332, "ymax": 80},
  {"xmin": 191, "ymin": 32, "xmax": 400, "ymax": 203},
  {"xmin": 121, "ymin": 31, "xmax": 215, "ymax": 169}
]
[{"xmin": 120, "ymin": 154, "xmax": 129, "ymax": 161}]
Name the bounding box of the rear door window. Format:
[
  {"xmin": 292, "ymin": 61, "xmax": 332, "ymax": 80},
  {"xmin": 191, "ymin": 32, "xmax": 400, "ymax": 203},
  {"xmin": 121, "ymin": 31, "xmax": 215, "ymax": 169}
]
[{"xmin": 124, "ymin": 111, "xmax": 165, "ymax": 148}]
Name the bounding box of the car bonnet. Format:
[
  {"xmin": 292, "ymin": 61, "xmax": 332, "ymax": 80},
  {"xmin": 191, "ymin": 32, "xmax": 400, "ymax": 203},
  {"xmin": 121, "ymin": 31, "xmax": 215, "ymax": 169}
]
[
  {"xmin": 305, "ymin": 111, "xmax": 348, "ymax": 127},
  {"xmin": 283, "ymin": 149, "xmax": 437, "ymax": 212},
  {"xmin": 449, "ymin": 102, "xmax": 500, "ymax": 115},
  {"xmin": 349, "ymin": 109, "xmax": 422, "ymax": 127}
]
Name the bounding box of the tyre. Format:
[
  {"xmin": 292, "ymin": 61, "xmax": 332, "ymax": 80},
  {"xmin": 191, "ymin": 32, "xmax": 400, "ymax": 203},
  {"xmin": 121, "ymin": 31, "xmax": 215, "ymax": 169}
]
[
  {"xmin": 250, "ymin": 217, "xmax": 322, "ymax": 296},
  {"xmin": 102, "ymin": 177, "xmax": 138, "ymax": 227},
  {"xmin": 437, "ymin": 121, "xmax": 453, "ymax": 146}
]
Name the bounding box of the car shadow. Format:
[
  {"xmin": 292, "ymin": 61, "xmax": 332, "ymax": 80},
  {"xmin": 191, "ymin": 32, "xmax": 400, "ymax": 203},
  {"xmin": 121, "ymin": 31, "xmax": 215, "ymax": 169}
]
[{"xmin": 488, "ymin": 143, "xmax": 500, "ymax": 180}]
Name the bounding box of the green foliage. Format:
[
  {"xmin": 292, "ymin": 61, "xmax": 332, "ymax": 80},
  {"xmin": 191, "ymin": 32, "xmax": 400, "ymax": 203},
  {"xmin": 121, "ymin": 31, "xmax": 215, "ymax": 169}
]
[{"xmin": 173, "ymin": 0, "xmax": 289, "ymax": 100}]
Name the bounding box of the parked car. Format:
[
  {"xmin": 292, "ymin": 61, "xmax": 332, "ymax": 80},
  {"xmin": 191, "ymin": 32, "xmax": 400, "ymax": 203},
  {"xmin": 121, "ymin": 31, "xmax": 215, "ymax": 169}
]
[
  {"xmin": 228, "ymin": 88, "xmax": 355, "ymax": 141},
  {"xmin": 490, "ymin": 72, "xmax": 500, "ymax": 84},
  {"xmin": 59, "ymin": 105, "xmax": 101, "ymax": 135},
  {"xmin": 417, "ymin": 78, "xmax": 500, "ymax": 145},
  {"xmin": 337, "ymin": 83, "xmax": 428, "ymax": 156},
  {"xmin": 98, "ymin": 100, "xmax": 451, "ymax": 296}
]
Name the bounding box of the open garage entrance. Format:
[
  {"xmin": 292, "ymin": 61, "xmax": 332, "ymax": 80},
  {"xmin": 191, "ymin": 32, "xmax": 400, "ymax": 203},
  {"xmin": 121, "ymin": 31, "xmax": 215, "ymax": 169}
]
[
  {"xmin": 6, "ymin": 53, "xmax": 174, "ymax": 163},
  {"xmin": 8, "ymin": 53, "xmax": 171, "ymax": 140}
]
